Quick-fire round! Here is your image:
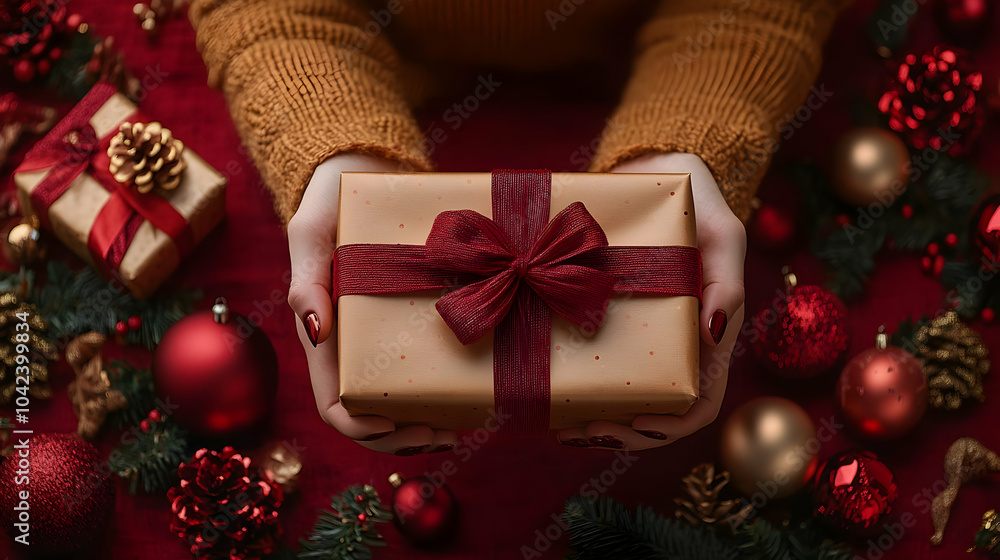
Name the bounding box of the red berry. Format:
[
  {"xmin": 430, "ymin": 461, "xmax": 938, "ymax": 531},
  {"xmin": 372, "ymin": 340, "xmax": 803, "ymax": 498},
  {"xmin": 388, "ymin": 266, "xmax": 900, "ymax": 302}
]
[
  {"xmin": 901, "ymin": 204, "xmax": 914, "ymax": 219},
  {"xmin": 355, "ymin": 494, "xmax": 365, "ymax": 503},
  {"xmin": 148, "ymin": 409, "xmax": 162, "ymax": 423},
  {"xmin": 927, "ymin": 242, "xmax": 940, "ymax": 256},
  {"xmin": 66, "ymin": 13, "xmax": 83, "ymax": 29},
  {"xmin": 835, "ymin": 214, "xmax": 851, "ymax": 226},
  {"xmin": 139, "ymin": 419, "xmax": 151, "ymax": 433},
  {"xmin": 357, "ymin": 513, "xmax": 367, "ymax": 522},
  {"xmin": 128, "ymin": 316, "xmax": 142, "ymax": 330},
  {"xmin": 932, "ymin": 254, "xmax": 945, "ymax": 277},
  {"xmin": 12, "ymin": 60, "xmax": 34, "ymax": 82},
  {"xmin": 36, "ymin": 58, "xmax": 50, "ymax": 76},
  {"xmin": 115, "ymin": 321, "xmax": 128, "ymax": 335},
  {"xmin": 921, "ymin": 256, "xmax": 932, "ymax": 272},
  {"xmin": 945, "ymin": 233, "xmax": 959, "ymax": 247},
  {"xmin": 982, "ymin": 308, "xmax": 996, "ymax": 322},
  {"xmin": 48, "ymin": 47, "xmax": 62, "ymax": 61}
]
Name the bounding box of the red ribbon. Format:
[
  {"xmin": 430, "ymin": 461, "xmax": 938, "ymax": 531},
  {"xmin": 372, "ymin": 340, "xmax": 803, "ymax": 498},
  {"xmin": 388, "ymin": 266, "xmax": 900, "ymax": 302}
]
[
  {"xmin": 334, "ymin": 169, "xmax": 702, "ymax": 437},
  {"xmin": 15, "ymin": 83, "xmax": 194, "ymax": 276}
]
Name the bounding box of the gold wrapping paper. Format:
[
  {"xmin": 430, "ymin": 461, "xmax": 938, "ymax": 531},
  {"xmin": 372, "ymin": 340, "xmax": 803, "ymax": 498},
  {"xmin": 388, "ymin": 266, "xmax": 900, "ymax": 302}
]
[
  {"xmin": 337, "ymin": 172, "xmax": 699, "ymax": 430},
  {"xmin": 13, "ymin": 93, "xmax": 226, "ymax": 300}
]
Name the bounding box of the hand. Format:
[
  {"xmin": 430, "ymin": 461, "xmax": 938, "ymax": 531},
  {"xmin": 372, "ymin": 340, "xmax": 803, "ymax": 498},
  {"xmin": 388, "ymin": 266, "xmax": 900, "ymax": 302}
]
[
  {"xmin": 556, "ymin": 152, "xmax": 746, "ymax": 450},
  {"xmin": 288, "ymin": 153, "xmax": 458, "ymax": 455}
]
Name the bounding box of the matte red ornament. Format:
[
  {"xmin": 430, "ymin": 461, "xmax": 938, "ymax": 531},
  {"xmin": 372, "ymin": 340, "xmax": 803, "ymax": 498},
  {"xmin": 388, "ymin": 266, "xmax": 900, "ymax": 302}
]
[
  {"xmin": 813, "ymin": 451, "xmax": 897, "ymax": 533},
  {"xmin": 389, "ymin": 472, "xmax": 459, "ymax": 546},
  {"xmin": 935, "ymin": 0, "xmax": 992, "ymax": 45},
  {"xmin": 153, "ymin": 298, "xmax": 278, "ymax": 438},
  {"xmin": 748, "ymin": 200, "xmax": 797, "ymax": 252},
  {"xmin": 837, "ymin": 330, "xmax": 927, "ymax": 439},
  {"xmin": 0, "ymin": 434, "xmax": 114, "ymax": 555},
  {"xmin": 751, "ymin": 269, "xmax": 850, "ymax": 378}
]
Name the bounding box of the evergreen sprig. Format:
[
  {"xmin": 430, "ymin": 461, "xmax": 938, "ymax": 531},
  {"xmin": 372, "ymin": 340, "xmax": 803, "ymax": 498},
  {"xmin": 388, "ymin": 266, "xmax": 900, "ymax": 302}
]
[
  {"xmin": 0, "ymin": 261, "xmax": 198, "ymax": 349},
  {"xmin": 105, "ymin": 359, "xmax": 158, "ymax": 428},
  {"xmin": 110, "ymin": 417, "xmax": 189, "ymax": 494},
  {"xmin": 299, "ymin": 485, "xmax": 393, "ymax": 560},
  {"xmin": 562, "ymin": 495, "xmax": 854, "ymax": 560}
]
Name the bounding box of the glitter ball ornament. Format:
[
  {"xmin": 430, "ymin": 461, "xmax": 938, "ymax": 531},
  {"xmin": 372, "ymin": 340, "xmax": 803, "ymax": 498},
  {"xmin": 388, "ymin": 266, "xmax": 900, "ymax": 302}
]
[
  {"xmin": 813, "ymin": 451, "xmax": 897, "ymax": 533},
  {"xmin": 720, "ymin": 397, "xmax": 819, "ymax": 499},
  {"xmin": 389, "ymin": 472, "xmax": 459, "ymax": 546},
  {"xmin": 877, "ymin": 46, "xmax": 984, "ymax": 157},
  {"xmin": 837, "ymin": 329, "xmax": 927, "ymax": 439},
  {"xmin": 0, "ymin": 433, "xmax": 115, "ymax": 555},
  {"xmin": 168, "ymin": 447, "xmax": 283, "ymax": 559},
  {"xmin": 751, "ymin": 269, "xmax": 850, "ymax": 378}
]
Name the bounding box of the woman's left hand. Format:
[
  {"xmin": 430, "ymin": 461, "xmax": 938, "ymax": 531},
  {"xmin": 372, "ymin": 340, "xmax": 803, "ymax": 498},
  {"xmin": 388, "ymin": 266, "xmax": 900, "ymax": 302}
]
[{"xmin": 555, "ymin": 152, "xmax": 746, "ymax": 450}]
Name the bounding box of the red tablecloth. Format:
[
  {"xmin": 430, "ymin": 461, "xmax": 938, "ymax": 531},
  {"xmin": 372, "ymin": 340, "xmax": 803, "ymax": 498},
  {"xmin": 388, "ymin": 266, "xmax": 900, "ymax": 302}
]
[{"xmin": 3, "ymin": 0, "xmax": 1000, "ymax": 558}]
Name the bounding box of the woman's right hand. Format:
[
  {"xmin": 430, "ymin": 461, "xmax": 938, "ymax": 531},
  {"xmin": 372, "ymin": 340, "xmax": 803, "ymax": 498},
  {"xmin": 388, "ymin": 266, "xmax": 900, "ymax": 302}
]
[{"xmin": 287, "ymin": 153, "xmax": 458, "ymax": 455}]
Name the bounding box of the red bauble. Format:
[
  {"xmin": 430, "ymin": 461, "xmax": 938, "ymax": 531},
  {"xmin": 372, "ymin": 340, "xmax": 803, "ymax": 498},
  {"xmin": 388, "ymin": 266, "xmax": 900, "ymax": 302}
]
[
  {"xmin": 0, "ymin": 434, "xmax": 115, "ymax": 555},
  {"xmin": 153, "ymin": 298, "xmax": 278, "ymax": 438},
  {"xmin": 971, "ymin": 190, "xmax": 1000, "ymax": 267},
  {"xmin": 751, "ymin": 270, "xmax": 850, "ymax": 378},
  {"xmin": 935, "ymin": 0, "xmax": 993, "ymax": 45},
  {"xmin": 877, "ymin": 46, "xmax": 984, "ymax": 156},
  {"xmin": 389, "ymin": 473, "xmax": 459, "ymax": 546},
  {"xmin": 169, "ymin": 447, "xmax": 282, "ymax": 559},
  {"xmin": 813, "ymin": 451, "xmax": 897, "ymax": 533},
  {"xmin": 837, "ymin": 332, "xmax": 927, "ymax": 439},
  {"xmin": 749, "ymin": 201, "xmax": 797, "ymax": 252}
]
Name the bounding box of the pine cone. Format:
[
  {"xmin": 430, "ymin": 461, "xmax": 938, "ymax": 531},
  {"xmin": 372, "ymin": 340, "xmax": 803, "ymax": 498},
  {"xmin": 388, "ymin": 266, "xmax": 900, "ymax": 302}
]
[
  {"xmin": 168, "ymin": 447, "xmax": 282, "ymax": 559},
  {"xmin": 107, "ymin": 121, "xmax": 186, "ymax": 193},
  {"xmin": 0, "ymin": 291, "xmax": 56, "ymax": 405},
  {"xmin": 915, "ymin": 311, "xmax": 989, "ymax": 410},
  {"xmin": 674, "ymin": 463, "xmax": 752, "ymax": 531}
]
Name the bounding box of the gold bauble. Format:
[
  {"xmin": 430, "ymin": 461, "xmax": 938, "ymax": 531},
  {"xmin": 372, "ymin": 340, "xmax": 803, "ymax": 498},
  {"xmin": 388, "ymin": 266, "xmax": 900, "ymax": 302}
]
[
  {"xmin": 4, "ymin": 218, "xmax": 46, "ymax": 266},
  {"xmin": 831, "ymin": 127, "xmax": 910, "ymax": 207},
  {"xmin": 720, "ymin": 396, "xmax": 819, "ymax": 499}
]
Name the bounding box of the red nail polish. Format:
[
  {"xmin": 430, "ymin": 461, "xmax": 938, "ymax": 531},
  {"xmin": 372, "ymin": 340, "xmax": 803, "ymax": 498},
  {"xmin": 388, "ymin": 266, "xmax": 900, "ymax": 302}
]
[
  {"xmin": 304, "ymin": 312, "xmax": 320, "ymax": 347},
  {"xmin": 394, "ymin": 445, "xmax": 429, "ymax": 456},
  {"xmin": 588, "ymin": 436, "xmax": 625, "ymax": 449},
  {"xmin": 709, "ymin": 309, "xmax": 728, "ymax": 344},
  {"xmin": 429, "ymin": 444, "xmax": 455, "ymax": 453},
  {"xmin": 559, "ymin": 438, "xmax": 590, "ymax": 447},
  {"xmin": 360, "ymin": 431, "xmax": 392, "ymax": 442},
  {"xmin": 635, "ymin": 430, "xmax": 668, "ymax": 440}
]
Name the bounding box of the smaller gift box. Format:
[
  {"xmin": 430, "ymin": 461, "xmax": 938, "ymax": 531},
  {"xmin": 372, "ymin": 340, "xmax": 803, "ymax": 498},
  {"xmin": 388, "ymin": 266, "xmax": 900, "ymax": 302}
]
[{"xmin": 13, "ymin": 84, "xmax": 226, "ymax": 300}]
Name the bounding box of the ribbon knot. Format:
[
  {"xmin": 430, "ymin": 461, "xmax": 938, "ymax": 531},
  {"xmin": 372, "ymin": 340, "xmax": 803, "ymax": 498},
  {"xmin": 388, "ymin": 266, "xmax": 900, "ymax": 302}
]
[{"xmin": 425, "ymin": 201, "xmax": 615, "ymax": 346}]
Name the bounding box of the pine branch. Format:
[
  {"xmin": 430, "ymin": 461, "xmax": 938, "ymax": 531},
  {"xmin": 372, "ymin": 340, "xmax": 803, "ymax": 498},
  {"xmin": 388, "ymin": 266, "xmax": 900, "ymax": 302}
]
[
  {"xmin": 109, "ymin": 418, "xmax": 189, "ymax": 494},
  {"xmin": 735, "ymin": 518, "xmax": 853, "ymax": 560},
  {"xmin": 46, "ymin": 30, "xmax": 99, "ymax": 100},
  {"xmin": 105, "ymin": 360, "xmax": 157, "ymax": 428},
  {"xmin": 562, "ymin": 495, "xmax": 737, "ymax": 560},
  {"xmin": 299, "ymin": 485, "xmax": 392, "ymax": 560},
  {"xmin": 889, "ymin": 316, "xmax": 931, "ymax": 356}
]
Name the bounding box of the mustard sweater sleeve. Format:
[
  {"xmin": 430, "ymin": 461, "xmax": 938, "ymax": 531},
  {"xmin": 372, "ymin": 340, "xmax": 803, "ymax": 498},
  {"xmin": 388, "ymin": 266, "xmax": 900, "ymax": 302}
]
[
  {"xmin": 189, "ymin": 0, "xmax": 431, "ymax": 224},
  {"xmin": 590, "ymin": 0, "xmax": 845, "ymax": 221}
]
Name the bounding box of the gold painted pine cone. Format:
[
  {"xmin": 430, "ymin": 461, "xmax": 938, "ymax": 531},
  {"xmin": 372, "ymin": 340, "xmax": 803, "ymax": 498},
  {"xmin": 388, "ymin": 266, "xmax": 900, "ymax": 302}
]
[{"xmin": 107, "ymin": 121, "xmax": 186, "ymax": 193}]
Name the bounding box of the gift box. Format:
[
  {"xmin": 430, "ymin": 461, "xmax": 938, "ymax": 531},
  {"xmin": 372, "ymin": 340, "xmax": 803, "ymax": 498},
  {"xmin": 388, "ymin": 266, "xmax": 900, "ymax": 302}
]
[
  {"xmin": 336, "ymin": 170, "xmax": 701, "ymax": 435},
  {"xmin": 13, "ymin": 83, "xmax": 226, "ymax": 300}
]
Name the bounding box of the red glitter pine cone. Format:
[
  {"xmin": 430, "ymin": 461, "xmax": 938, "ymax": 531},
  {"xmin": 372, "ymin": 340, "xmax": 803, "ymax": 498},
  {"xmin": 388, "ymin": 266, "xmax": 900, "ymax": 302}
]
[
  {"xmin": 168, "ymin": 447, "xmax": 283, "ymax": 560},
  {"xmin": 877, "ymin": 46, "xmax": 984, "ymax": 157}
]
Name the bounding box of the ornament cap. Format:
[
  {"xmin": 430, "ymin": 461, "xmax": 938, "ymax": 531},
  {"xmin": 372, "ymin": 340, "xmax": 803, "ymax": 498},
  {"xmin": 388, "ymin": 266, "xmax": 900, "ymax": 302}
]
[
  {"xmin": 388, "ymin": 472, "xmax": 403, "ymax": 488},
  {"xmin": 876, "ymin": 326, "xmax": 887, "ymax": 349},
  {"xmin": 212, "ymin": 297, "xmax": 229, "ymax": 324},
  {"xmin": 781, "ymin": 266, "xmax": 797, "ymax": 288}
]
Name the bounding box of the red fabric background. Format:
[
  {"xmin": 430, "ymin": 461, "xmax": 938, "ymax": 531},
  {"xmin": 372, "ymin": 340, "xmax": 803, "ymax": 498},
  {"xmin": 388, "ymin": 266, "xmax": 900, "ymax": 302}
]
[{"xmin": 2, "ymin": 0, "xmax": 1000, "ymax": 558}]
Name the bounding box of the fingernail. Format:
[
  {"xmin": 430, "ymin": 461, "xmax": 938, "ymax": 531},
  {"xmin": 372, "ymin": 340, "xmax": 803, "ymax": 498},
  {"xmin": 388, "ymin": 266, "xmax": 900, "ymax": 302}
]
[
  {"xmin": 709, "ymin": 309, "xmax": 728, "ymax": 345},
  {"xmin": 635, "ymin": 430, "xmax": 668, "ymax": 440},
  {"xmin": 394, "ymin": 445, "xmax": 429, "ymax": 456},
  {"xmin": 360, "ymin": 431, "xmax": 392, "ymax": 442},
  {"xmin": 429, "ymin": 444, "xmax": 454, "ymax": 453},
  {"xmin": 559, "ymin": 438, "xmax": 590, "ymax": 448},
  {"xmin": 588, "ymin": 436, "xmax": 625, "ymax": 449},
  {"xmin": 303, "ymin": 312, "xmax": 320, "ymax": 348}
]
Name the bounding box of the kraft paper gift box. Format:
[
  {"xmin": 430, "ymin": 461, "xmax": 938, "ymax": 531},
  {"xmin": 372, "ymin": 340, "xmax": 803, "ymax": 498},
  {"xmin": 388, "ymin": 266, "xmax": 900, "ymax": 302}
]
[
  {"xmin": 13, "ymin": 84, "xmax": 226, "ymax": 300},
  {"xmin": 335, "ymin": 170, "xmax": 701, "ymax": 435}
]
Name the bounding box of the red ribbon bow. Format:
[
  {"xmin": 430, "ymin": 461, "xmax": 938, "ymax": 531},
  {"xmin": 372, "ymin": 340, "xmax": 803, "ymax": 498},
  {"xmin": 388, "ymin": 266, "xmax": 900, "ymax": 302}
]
[{"xmin": 427, "ymin": 202, "xmax": 614, "ymax": 345}]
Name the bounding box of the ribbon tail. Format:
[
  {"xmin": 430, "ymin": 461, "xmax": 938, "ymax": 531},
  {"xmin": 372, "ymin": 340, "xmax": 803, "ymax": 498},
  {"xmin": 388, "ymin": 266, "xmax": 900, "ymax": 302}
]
[{"xmin": 495, "ymin": 284, "xmax": 551, "ymax": 438}]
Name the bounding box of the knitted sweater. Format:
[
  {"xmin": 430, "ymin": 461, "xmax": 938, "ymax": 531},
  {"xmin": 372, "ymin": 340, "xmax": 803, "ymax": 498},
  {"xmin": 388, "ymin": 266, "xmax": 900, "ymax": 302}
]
[{"xmin": 190, "ymin": 0, "xmax": 844, "ymax": 223}]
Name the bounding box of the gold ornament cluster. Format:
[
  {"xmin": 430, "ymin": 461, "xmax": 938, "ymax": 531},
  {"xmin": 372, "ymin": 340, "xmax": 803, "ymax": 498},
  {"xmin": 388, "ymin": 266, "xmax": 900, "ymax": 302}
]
[
  {"xmin": 914, "ymin": 311, "xmax": 989, "ymax": 410},
  {"xmin": 107, "ymin": 121, "xmax": 185, "ymax": 193}
]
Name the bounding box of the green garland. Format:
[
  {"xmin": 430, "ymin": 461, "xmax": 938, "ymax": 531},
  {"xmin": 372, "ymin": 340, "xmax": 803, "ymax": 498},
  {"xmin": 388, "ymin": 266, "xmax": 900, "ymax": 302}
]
[
  {"xmin": 110, "ymin": 416, "xmax": 188, "ymax": 494},
  {"xmin": 299, "ymin": 485, "xmax": 393, "ymax": 560}
]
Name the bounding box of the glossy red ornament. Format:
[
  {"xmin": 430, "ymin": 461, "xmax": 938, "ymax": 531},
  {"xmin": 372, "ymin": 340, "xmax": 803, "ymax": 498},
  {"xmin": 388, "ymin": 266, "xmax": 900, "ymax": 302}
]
[
  {"xmin": 153, "ymin": 298, "xmax": 278, "ymax": 438},
  {"xmin": 748, "ymin": 201, "xmax": 797, "ymax": 251},
  {"xmin": 751, "ymin": 269, "xmax": 850, "ymax": 378},
  {"xmin": 837, "ymin": 331, "xmax": 927, "ymax": 439},
  {"xmin": 935, "ymin": 0, "xmax": 992, "ymax": 45},
  {"xmin": 971, "ymin": 190, "xmax": 1000, "ymax": 267},
  {"xmin": 878, "ymin": 46, "xmax": 984, "ymax": 156},
  {"xmin": 0, "ymin": 434, "xmax": 114, "ymax": 555},
  {"xmin": 813, "ymin": 451, "xmax": 897, "ymax": 533},
  {"xmin": 389, "ymin": 472, "xmax": 459, "ymax": 546}
]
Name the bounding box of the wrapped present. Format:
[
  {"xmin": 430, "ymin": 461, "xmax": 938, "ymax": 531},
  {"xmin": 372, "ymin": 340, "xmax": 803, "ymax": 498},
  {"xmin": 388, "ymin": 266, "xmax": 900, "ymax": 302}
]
[
  {"xmin": 13, "ymin": 83, "xmax": 226, "ymax": 300},
  {"xmin": 335, "ymin": 170, "xmax": 702, "ymax": 436}
]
